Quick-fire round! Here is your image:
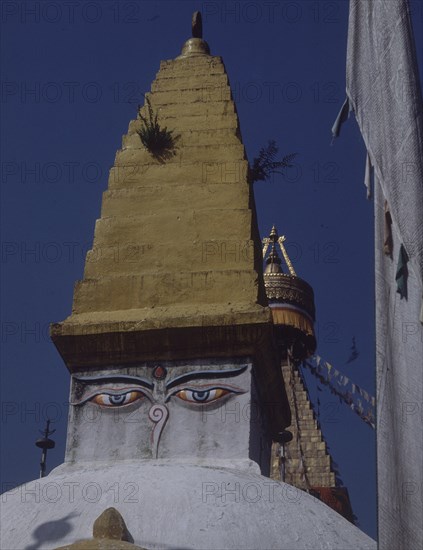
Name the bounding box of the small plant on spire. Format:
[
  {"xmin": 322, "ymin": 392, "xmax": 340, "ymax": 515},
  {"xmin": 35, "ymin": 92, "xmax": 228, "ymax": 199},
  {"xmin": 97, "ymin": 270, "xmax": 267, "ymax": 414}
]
[
  {"xmin": 137, "ymin": 96, "xmax": 179, "ymax": 161},
  {"xmin": 250, "ymin": 140, "xmax": 297, "ymax": 183}
]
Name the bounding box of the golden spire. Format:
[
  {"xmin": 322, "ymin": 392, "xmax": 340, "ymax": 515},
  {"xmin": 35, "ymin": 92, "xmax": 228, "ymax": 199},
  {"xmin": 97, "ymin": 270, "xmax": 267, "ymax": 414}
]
[{"xmin": 262, "ymin": 225, "xmax": 297, "ymax": 276}]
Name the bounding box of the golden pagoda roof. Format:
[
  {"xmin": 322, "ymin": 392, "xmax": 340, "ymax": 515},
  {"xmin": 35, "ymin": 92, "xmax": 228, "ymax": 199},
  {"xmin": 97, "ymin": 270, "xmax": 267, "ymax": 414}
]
[
  {"xmin": 263, "ymin": 226, "xmax": 316, "ymax": 359},
  {"xmin": 262, "ymin": 225, "xmax": 315, "ymax": 321}
]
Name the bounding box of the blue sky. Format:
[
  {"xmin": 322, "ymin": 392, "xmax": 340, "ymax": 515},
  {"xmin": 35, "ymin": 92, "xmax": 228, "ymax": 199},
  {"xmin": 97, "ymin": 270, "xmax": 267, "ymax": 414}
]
[{"xmin": 1, "ymin": 0, "xmax": 422, "ymax": 541}]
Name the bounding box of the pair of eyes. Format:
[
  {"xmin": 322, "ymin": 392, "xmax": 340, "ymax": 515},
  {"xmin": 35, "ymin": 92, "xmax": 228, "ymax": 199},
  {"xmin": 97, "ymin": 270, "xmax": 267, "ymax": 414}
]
[{"xmin": 91, "ymin": 388, "xmax": 231, "ymax": 408}]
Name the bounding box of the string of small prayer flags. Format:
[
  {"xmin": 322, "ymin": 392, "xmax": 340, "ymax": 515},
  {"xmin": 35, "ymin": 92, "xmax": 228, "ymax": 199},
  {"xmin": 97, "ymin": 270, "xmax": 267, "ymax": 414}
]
[{"xmin": 302, "ymin": 355, "xmax": 375, "ymax": 429}]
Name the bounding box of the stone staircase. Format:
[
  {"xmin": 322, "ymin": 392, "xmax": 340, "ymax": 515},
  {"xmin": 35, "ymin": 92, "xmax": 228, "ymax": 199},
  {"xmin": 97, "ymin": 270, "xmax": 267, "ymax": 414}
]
[{"xmin": 271, "ymin": 362, "xmax": 336, "ymax": 489}]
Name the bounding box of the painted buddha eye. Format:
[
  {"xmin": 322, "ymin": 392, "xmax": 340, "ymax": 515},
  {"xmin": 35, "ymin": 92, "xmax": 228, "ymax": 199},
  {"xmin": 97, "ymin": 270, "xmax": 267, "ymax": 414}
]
[
  {"xmin": 175, "ymin": 388, "xmax": 230, "ymax": 403},
  {"xmin": 91, "ymin": 391, "xmax": 144, "ymax": 407}
]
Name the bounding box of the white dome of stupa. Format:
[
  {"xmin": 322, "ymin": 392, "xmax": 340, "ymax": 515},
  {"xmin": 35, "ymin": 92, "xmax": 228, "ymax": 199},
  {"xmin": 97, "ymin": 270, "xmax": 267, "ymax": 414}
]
[{"xmin": 1, "ymin": 460, "xmax": 376, "ymax": 550}]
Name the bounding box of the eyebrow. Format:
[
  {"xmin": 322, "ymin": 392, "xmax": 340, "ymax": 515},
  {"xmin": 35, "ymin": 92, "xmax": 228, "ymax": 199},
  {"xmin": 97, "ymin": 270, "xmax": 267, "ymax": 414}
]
[
  {"xmin": 166, "ymin": 365, "xmax": 248, "ymax": 390},
  {"xmin": 72, "ymin": 375, "xmax": 154, "ymax": 390}
]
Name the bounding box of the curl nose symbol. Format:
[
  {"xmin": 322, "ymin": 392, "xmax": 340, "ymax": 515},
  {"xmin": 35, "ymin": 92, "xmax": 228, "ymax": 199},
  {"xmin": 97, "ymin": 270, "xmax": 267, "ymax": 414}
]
[{"xmin": 148, "ymin": 403, "xmax": 169, "ymax": 458}]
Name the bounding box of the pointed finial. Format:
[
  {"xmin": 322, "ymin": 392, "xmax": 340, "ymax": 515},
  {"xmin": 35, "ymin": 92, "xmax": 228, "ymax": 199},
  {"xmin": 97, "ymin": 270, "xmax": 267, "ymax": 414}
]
[
  {"xmin": 263, "ymin": 226, "xmax": 297, "ymax": 276},
  {"xmin": 270, "ymin": 225, "xmax": 278, "ymax": 241},
  {"xmin": 192, "ymin": 11, "xmax": 202, "ymax": 38},
  {"xmin": 178, "ymin": 11, "xmax": 210, "ymax": 58}
]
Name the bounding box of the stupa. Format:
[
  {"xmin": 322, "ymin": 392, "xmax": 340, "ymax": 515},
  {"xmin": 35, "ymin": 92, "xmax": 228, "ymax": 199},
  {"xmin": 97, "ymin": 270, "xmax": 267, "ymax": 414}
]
[
  {"xmin": 0, "ymin": 13, "xmax": 376, "ymax": 550},
  {"xmin": 263, "ymin": 225, "xmax": 354, "ymax": 521}
]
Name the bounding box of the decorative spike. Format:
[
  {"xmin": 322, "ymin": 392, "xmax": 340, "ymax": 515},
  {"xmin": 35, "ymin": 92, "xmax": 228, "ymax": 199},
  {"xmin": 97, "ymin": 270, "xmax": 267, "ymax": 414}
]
[
  {"xmin": 262, "ymin": 237, "xmax": 270, "ymax": 258},
  {"xmin": 263, "ymin": 226, "xmax": 297, "ymax": 276},
  {"xmin": 278, "ymin": 236, "xmax": 297, "ymax": 276},
  {"xmin": 192, "ymin": 11, "xmax": 203, "ymax": 39}
]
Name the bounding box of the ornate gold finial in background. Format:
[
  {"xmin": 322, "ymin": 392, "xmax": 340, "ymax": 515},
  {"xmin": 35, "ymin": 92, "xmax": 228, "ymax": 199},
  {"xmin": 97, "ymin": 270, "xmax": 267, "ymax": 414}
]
[
  {"xmin": 262, "ymin": 225, "xmax": 316, "ymax": 358},
  {"xmin": 263, "ymin": 225, "xmax": 297, "ymax": 277},
  {"xmin": 270, "ymin": 224, "xmax": 278, "ymax": 240},
  {"xmin": 192, "ymin": 11, "xmax": 202, "ymax": 38}
]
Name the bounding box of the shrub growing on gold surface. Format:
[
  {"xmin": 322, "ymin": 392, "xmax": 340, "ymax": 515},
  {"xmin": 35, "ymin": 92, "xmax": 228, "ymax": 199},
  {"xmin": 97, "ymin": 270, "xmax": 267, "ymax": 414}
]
[{"xmin": 137, "ymin": 97, "xmax": 178, "ymax": 161}]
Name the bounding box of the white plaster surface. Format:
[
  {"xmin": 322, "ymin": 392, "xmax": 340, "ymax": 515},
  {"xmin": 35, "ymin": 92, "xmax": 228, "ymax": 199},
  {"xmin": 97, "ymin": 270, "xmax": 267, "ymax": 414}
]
[{"xmin": 1, "ymin": 460, "xmax": 377, "ymax": 550}]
